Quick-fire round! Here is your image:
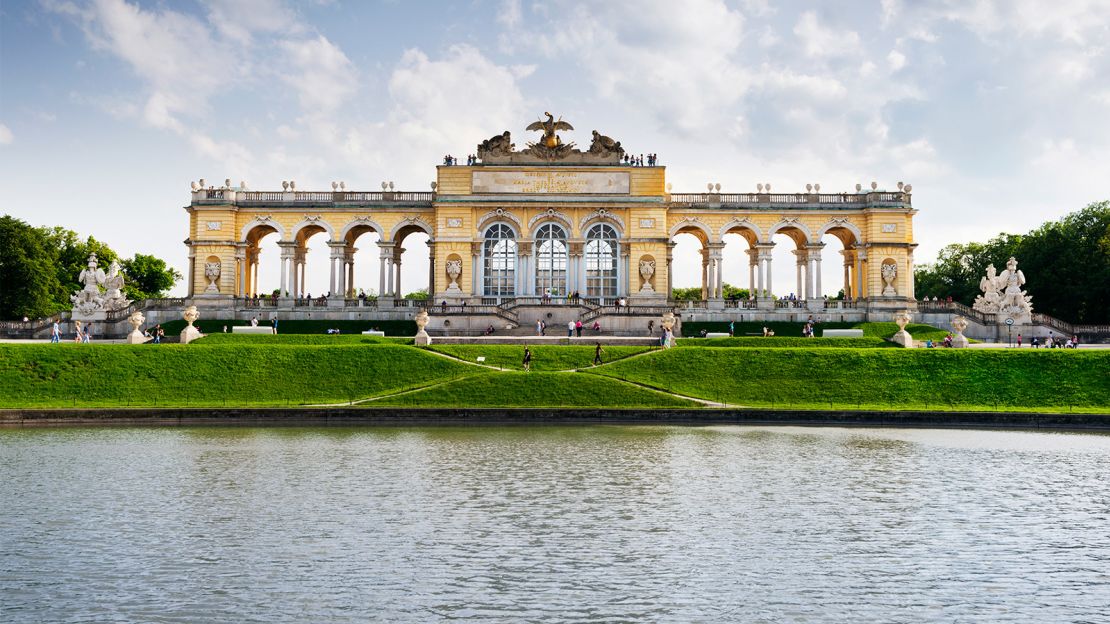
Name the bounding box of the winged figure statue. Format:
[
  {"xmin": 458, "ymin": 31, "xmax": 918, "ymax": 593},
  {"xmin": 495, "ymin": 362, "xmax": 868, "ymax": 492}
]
[{"xmin": 526, "ymin": 112, "xmax": 574, "ymax": 149}]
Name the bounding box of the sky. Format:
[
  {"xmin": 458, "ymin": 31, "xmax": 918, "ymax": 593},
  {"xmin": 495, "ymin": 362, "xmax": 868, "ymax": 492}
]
[{"xmin": 2, "ymin": 0, "xmax": 1109, "ymax": 298}]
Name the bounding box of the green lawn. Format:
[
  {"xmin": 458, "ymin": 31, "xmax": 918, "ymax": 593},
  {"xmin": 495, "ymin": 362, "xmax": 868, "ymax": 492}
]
[
  {"xmin": 159, "ymin": 319, "xmax": 417, "ymax": 336},
  {"xmin": 590, "ymin": 347, "xmax": 1110, "ymax": 412},
  {"xmin": 425, "ymin": 344, "xmax": 653, "ymax": 371},
  {"xmin": 372, "ymin": 372, "xmax": 696, "ymax": 408},
  {"xmin": 681, "ymin": 320, "xmax": 953, "ymax": 342},
  {"xmin": 0, "ymin": 344, "xmax": 482, "ymax": 407}
]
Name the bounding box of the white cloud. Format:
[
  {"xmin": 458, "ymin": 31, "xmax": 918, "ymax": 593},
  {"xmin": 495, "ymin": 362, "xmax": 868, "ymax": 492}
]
[
  {"xmin": 793, "ymin": 11, "xmax": 862, "ymax": 58},
  {"xmin": 0, "ymin": 123, "xmax": 13, "ymax": 145},
  {"xmin": 280, "ymin": 35, "xmax": 356, "ymax": 113},
  {"xmin": 888, "ymin": 49, "xmax": 907, "ymax": 71}
]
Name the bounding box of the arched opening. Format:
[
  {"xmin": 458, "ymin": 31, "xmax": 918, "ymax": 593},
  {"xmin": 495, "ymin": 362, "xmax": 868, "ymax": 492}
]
[
  {"xmin": 535, "ymin": 223, "xmax": 568, "ymax": 296},
  {"xmin": 720, "ymin": 226, "xmax": 759, "ymax": 303},
  {"xmin": 344, "ymin": 224, "xmax": 383, "ymax": 300},
  {"xmin": 669, "ymin": 225, "xmax": 710, "ymax": 301},
  {"xmin": 585, "ymin": 223, "xmax": 620, "ymax": 300},
  {"xmin": 816, "ymin": 225, "xmax": 862, "ymax": 301},
  {"xmin": 243, "ymin": 225, "xmax": 282, "ymax": 297},
  {"xmin": 292, "ymin": 224, "xmax": 330, "ymax": 299},
  {"xmin": 483, "ymin": 224, "xmax": 517, "ymax": 298},
  {"xmin": 393, "ymin": 226, "xmax": 432, "ymax": 301},
  {"xmin": 769, "ymin": 225, "xmax": 809, "ymax": 303}
]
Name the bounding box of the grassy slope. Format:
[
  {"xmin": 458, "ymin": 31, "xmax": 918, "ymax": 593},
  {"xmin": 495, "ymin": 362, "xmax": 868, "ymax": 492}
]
[
  {"xmin": 677, "ymin": 337, "xmax": 896, "ymax": 348},
  {"xmin": 372, "ymin": 372, "xmax": 696, "ymax": 408},
  {"xmin": 0, "ymin": 344, "xmax": 482, "ymax": 407},
  {"xmin": 591, "ymin": 348, "xmax": 1110, "ymax": 412},
  {"xmin": 426, "ymin": 344, "xmax": 652, "ymax": 371}
]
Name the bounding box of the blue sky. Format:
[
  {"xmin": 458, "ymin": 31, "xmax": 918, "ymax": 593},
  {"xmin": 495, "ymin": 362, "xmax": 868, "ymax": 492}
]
[{"xmin": 2, "ymin": 0, "xmax": 1109, "ymax": 297}]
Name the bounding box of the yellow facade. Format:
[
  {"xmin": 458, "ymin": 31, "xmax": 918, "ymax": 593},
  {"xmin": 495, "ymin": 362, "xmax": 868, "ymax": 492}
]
[{"xmin": 184, "ymin": 162, "xmax": 916, "ymax": 305}]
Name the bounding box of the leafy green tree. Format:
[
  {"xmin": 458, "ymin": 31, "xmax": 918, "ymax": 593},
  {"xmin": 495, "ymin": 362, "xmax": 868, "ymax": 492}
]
[
  {"xmin": 915, "ymin": 201, "xmax": 1109, "ymax": 323},
  {"xmin": 121, "ymin": 254, "xmax": 181, "ymax": 300},
  {"xmin": 0, "ymin": 216, "xmax": 63, "ymax": 319},
  {"xmin": 404, "ymin": 288, "xmax": 429, "ymax": 300}
]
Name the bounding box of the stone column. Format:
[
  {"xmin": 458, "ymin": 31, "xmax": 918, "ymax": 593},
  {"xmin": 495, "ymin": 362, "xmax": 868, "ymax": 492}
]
[
  {"xmin": 379, "ymin": 251, "xmax": 388, "ymax": 299},
  {"xmin": 792, "ymin": 249, "xmax": 806, "ymax": 300},
  {"xmin": 756, "ymin": 251, "xmax": 765, "ymax": 296},
  {"xmin": 393, "ymin": 247, "xmax": 404, "ymax": 299},
  {"xmin": 765, "ymin": 254, "xmax": 773, "ymax": 299},
  {"xmin": 251, "ymin": 259, "xmax": 259, "ymax": 297},
  {"xmin": 236, "ymin": 247, "xmax": 247, "ymax": 297},
  {"xmin": 700, "ymin": 248, "xmax": 709, "ymax": 300},
  {"xmin": 426, "ymin": 241, "xmax": 435, "ymax": 300},
  {"xmin": 666, "ymin": 242, "xmax": 676, "ymax": 300},
  {"xmin": 472, "ymin": 242, "xmax": 482, "ymax": 298},
  {"xmin": 328, "ymin": 251, "xmax": 338, "ymax": 296},
  {"xmin": 278, "ymin": 242, "xmax": 296, "ymax": 299},
  {"xmin": 812, "ymin": 244, "xmax": 824, "ymax": 299},
  {"xmin": 747, "ymin": 248, "xmax": 757, "ymax": 296},
  {"xmin": 857, "ymin": 251, "xmax": 868, "ymax": 299}
]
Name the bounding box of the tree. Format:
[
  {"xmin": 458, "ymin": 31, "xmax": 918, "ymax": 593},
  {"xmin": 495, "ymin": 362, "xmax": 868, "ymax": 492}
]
[
  {"xmin": 404, "ymin": 289, "xmax": 429, "ymax": 300},
  {"xmin": 914, "ymin": 201, "xmax": 1110, "ymax": 323},
  {"xmin": 121, "ymin": 254, "xmax": 181, "ymax": 300},
  {"xmin": 0, "ymin": 216, "xmax": 63, "ymax": 319}
]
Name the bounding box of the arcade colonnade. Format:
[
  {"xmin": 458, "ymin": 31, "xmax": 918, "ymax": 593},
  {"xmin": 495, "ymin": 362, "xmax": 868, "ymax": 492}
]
[{"xmin": 184, "ymin": 167, "xmax": 916, "ymax": 307}]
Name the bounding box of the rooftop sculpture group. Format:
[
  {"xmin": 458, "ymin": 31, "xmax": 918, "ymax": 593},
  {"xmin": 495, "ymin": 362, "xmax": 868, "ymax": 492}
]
[
  {"xmin": 477, "ymin": 112, "xmax": 625, "ymax": 164},
  {"xmin": 973, "ymin": 257, "xmax": 1033, "ymax": 323}
]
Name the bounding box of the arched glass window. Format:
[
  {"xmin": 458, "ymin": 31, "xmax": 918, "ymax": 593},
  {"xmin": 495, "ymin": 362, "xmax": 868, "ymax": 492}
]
[
  {"xmin": 534, "ymin": 223, "xmax": 568, "ymax": 296},
  {"xmin": 483, "ymin": 224, "xmax": 517, "ymax": 296},
  {"xmin": 585, "ymin": 223, "xmax": 619, "ymax": 297}
]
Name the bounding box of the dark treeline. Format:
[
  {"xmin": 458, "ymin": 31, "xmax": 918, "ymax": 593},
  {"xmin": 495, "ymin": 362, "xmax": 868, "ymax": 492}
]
[
  {"xmin": 0, "ymin": 215, "xmax": 181, "ymax": 320},
  {"xmin": 914, "ymin": 202, "xmax": 1110, "ymax": 324}
]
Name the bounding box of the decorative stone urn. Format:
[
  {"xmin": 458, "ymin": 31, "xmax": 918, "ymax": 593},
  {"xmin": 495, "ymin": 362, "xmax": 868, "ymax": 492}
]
[
  {"xmin": 660, "ymin": 311, "xmax": 677, "ymax": 348},
  {"xmin": 414, "ymin": 308, "xmax": 431, "ymax": 346},
  {"xmin": 181, "ymin": 305, "xmax": 203, "ymax": 344},
  {"xmin": 950, "ymin": 315, "xmax": 970, "ymax": 349},
  {"xmin": 638, "ymin": 259, "xmax": 656, "ymax": 293},
  {"xmin": 443, "ymin": 259, "xmax": 464, "ymax": 297},
  {"xmin": 126, "ymin": 310, "xmax": 150, "ymax": 344},
  {"xmin": 204, "ymin": 261, "xmax": 221, "ymax": 293},
  {"xmin": 880, "ymin": 263, "xmax": 898, "ymax": 296},
  {"xmin": 891, "ymin": 310, "xmax": 914, "ymax": 348}
]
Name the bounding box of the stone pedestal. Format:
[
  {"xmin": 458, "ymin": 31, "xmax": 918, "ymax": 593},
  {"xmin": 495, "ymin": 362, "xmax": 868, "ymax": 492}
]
[
  {"xmin": 127, "ymin": 330, "xmax": 151, "ymax": 344},
  {"xmin": 891, "ymin": 330, "xmax": 914, "ymax": 348},
  {"xmin": 180, "ymin": 326, "xmax": 203, "ymax": 344}
]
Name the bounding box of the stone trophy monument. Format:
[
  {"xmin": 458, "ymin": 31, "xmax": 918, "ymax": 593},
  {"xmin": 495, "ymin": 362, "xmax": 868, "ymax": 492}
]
[
  {"xmin": 180, "ymin": 305, "xmax": 203, "ymax": 344},
  {"xmin": 891, "ymin": 310, "xmax": 914, "ymax": 348},
  {"xmin": 414, "ymin": 308, "xmax": 431, "ymax": 346},
  {"xmin": 126, "ymin": 310, "xmax": 151, "ymax": 344},
  {"xmin": 70, "ymin": 253, "xmax": 131, "ymax": 321},
  {"xmin": 973, "ymin": 257, "xmax": 1033, "ymax": 325}
]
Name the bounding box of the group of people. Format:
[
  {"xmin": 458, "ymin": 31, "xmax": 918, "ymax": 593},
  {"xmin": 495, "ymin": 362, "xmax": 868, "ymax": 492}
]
[
  {"xmin": 521, "ymin": 343, "xmax": 606, "ymax": 371},
  {"xmin": 535, "ymin": 319, "xmax": 601, "ymax": 336},
  {"xmin": 1017, "ymin": 333, "xmax": 1079, "ymax": 348},
  {"xmin": 443, "ymin": 154, "xmax": 473, "ymax": 166},
  {"xmin": 50, "ymin": 320, "xmax": 166, "ymax": 343},
  {"xmin": 623, "ymin": 153, "xmax": 658, "ymax": 166}
]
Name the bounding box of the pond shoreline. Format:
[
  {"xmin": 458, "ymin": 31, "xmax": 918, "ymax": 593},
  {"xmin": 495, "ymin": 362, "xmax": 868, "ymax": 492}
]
[{"xmin": 1, "ymin": 407, "xmax": 1107, "ymax": 429}]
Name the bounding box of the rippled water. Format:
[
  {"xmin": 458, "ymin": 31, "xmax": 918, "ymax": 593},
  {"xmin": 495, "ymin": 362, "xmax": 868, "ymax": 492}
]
[{"xmin": 2, "ymin": 425, "xmax": 1110, "ymax": 622}]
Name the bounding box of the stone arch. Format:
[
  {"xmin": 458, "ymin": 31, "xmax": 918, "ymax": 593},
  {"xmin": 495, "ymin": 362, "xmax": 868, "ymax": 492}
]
[
  {"xmin": 478, "ymin": 218, "xmax": 522, "ymax": 238},
  {"xmin": 816, "ymin": 218, "xmax": 864, "ymax": 247},
  {"xmin": 389, "ymin": 216, "xmax": 434, "ymax": 243},
  {"xmin": 240, "ymin": 216, "xmax": 285, "ymax": 242},
  {"xmin": 719, "ymin": 218, "xmax": 763, "ymax": 246},
  {"xmin": 338, "ymin": 217, "xmax": 385, "ymax": 243},
  {"xmin": 476, "ymin": 209, "xmax": 523, "ymax": 234},
  {"xmin": 528, "ymin": 208, "xmax": 573, "ymax": 236},
  {"xmin": 290, "ymin": 216, "xmax": 335, "ymax": 243},
  {"xmin": 579, "ymin": 209, "xmax": 625, "ymax": 237},
  {"xmin": 768, "ymin": 217, "xmax": 814, "ymax": 246},
  {"xmin": 669, "ymin": 218, "xmax": 712, "ymax": 244}
]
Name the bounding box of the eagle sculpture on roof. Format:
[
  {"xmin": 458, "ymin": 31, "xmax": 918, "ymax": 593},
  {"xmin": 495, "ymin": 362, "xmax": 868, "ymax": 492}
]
[{"xmin": 526, "ymin": 112, "xmax": 574, "ymax": 149}]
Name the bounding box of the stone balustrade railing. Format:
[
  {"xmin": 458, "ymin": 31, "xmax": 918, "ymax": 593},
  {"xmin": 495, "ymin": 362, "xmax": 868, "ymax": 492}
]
[
  {"xmin": 668, "ymin": 191, "xmax": 910, "ymax": 209},
  {"xmin": 193, "ymin": 190, "xmax": 436, "ymax": 206}
]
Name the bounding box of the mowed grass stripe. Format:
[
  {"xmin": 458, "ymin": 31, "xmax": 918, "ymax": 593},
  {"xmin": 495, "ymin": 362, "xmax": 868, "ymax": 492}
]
[
  {"xmin": 0, "ymin": 344, "xmax": 485, "ymax": 407},
  {"xmin": 589, "ymin": 347, "xmax": 1110, "ymax": 412}
]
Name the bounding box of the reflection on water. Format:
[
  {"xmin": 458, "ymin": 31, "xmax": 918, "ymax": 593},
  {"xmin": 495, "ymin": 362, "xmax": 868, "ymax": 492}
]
[{"xmin": 2, "ymin": 425, "xmax": 1109, "ymax": 622}]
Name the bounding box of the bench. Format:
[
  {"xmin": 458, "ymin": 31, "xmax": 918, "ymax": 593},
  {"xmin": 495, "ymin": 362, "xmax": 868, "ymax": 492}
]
[
  {"xmin": 361, "ymin": 330, "xmax": 386, "ymax": 337},
  {"xmin": 231, "ymin": 326, "xmax": 275, "ymax": 334},
  {"xmin": 821, "ymin": 329, "xmax": 864, "ymax": 338},
  {"xmin": 705, "ymin": 332, "xmax": 730, "ymax": 338}
]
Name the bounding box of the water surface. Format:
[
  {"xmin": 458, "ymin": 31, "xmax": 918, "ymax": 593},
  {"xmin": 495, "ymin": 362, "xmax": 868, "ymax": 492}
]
[{"xmin": 2, "ymin": 425, "xmax": 1109, "ymax": 622}]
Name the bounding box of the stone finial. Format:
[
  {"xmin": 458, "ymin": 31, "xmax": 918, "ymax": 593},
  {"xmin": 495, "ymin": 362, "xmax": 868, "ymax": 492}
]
[
  {"xmin": 897, "ymin": 181, "xmax": 904, "ymax": 190},
  {"xmin": 240, "ymin": 180, "xmax": 248, "ymax": 190},
  {"xmin": 765, "ymin": 183, "xmax": 771, "ymax": 191},
  {"xmin": 855, "ymin": 183, "xmax": 862, "ymax": 192},
  {"xmin": 757, "ymin": 183, "xmax": 764, "ymax": 192},
  {"xmin": 814, "ymin": 183, "xmax": 820, "ymax": 192},
  {"xmin": 224, "ymin": 178, "xmax": 231, "ymax": 188},
  {"xmin": 282, "ymin": 180, "xmax": 289, "ymax": 191},
  {"xmin": 806, "ymin": 183, "xmax": 813, "ymax": 192},
  {"xmin": 191, "ymin": 181, "xmax": 199, "ymax": 191},
  {"xmin": 339, "ymin": 181, "xmax": 345, "ymax": 190},
  {"xmin": 714, "ymin": 183, "xmax": 721, "ymax": 192},
  {"xmin": 871, "ymin": 181, "xmax": 878, "ymax": 190},
  {"xmin": 904, "ymin": 184, "xmax": 912, "ymax": 192},
  {"xmin": 181, "ymin": 305, "xmax": 202, "ymax": 344},
  {"xmin": 332, "ymin": 181, "xmax": 338, "ymax": 190},
  {"xmin": 289, "ymin": 180, "xmax": 296, "ymax": 190}
]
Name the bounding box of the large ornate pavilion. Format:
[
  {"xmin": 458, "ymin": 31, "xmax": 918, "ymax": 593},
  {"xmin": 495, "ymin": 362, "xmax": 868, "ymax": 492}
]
[{"xmin": 184, "ymin": 115, "xmax": 917, "ymax": 327}]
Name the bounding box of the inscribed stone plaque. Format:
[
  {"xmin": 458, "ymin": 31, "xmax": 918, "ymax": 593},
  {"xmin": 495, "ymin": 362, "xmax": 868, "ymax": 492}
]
[
  {"xmin": 206, "ymin": 221, "xmax": 222, "ymax": 231},
  {"xmin": 639, "ymin": 218, "xmax": 655, "ymax": 228},
  {"xmin": 472, "ymin": 170, "xmax": 630, "ymax": 194},
  {"xmin": 446, "ymin": 218, "xmax": 463, "ymax": 228},
  {"xmin": 881, "ymin": 223, "xmax": 897, "ymax": 233}
]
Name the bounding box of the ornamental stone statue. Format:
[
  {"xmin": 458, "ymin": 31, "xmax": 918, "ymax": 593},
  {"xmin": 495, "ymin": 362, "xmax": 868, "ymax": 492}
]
[
  {"xmin": 445, "ymin": 259, "xmax": 462, "ymax": 287},
  {"xmin": 126, "ymin": 310, "xmax": 150, "ymax": 344},
  {"xmin": 71, "ymin": 253, "xmax": 129, "ymax": 319},
  {"xmin": 180, "ymin": 305, "xmax": 202, "ymax": 344},
  {"xmin": 972, "ymin": 257, "xmax": 1032, "ymax": 323},
  {"xmin": 950, "ymin": 315, "xmax": 970, "ymax": 348},
  {"xmin": 891, "ymin": 310, "xmax": 914, "ymax": 348}
]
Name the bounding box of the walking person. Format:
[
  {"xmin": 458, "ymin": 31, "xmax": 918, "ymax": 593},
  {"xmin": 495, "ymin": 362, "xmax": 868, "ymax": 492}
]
[
  {"xmin": 536, "ymin": 319, "xmax": 543, "ymax": 336},
  {"xmin": 1016, "ymin": 334, "xmax": 1022, "ymax": 348},
  {"xmin": 153, "ymin": 324, "xmax": 162, "ymax": 344},
  {"xmin": 73, "ymin": 320, "xmax": 83, "ymax": 343},
  {"xmin": 593, "ymin": 342, "xmax": 603, "ymax": 366},
  {"xmin": 575, "ymin": 320, "xmax": 583, "ymax": 337},
  {"xmin": 567, "ymin": 320, "xmax": 575, "ymax": 338},
  {"xmin": 648, "ymin": 319, "xmax": 654, "ymax": 335},
  {"xmin": 522, "ymin": 347, "xmax": 532, "ymax": 371},
  {"xmin": 83, "ymin": 322, "xmax": 92, "ymax": 343},
  {"xmin": 51, "ymin": 320, "xmax": 60, "ymax": 343}
]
